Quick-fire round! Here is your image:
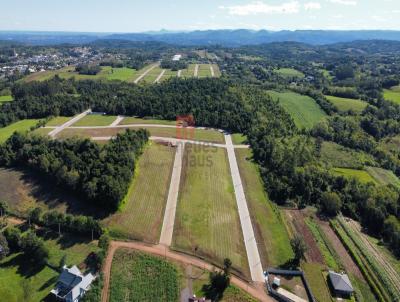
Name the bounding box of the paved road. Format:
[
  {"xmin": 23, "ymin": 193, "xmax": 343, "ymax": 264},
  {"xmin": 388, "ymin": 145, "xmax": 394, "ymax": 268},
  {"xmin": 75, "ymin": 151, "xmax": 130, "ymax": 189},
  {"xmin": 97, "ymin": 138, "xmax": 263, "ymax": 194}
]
[
  {"xmin": 225, "ymin": 134, "xmax": 265, "ymax": 282},
  {"xmin": 101, "ymin": 241, "xmax": 272, "ymax": 302},
  {"xmin": 48, "ymin": 109, "xmax": 91, "ymax": 138},
  {"xmin": 109, "ymin": 116, "xmax": 123, "ymax": 127},
  {"xmin": 159, "ymin": 142, "xmax": 184, "ymax": 246},
  {"xmin": 194, "ymin": 64, "xmax": 199, "ymax": 77},
  {"xmin": 154, "ymin": 69, "xmax": 166, "ymax": 83},
  {"xmin": 210, "ymin": 65, "xmax": 215, "ymax": 77},
  {"xmin": 134, "ymin": 64, "xmax": 158, "ymax": 84}
]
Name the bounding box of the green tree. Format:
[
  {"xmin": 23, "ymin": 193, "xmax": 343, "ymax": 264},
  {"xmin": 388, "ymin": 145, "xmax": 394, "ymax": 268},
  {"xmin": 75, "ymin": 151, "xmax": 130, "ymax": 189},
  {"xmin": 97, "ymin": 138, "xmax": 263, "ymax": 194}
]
[
  {"xmin": 321, "ymin": 192, "xmax": 342, "ymax": 217},
  {"xmin": 0, "ymin": 233, "xmax": 9, "ymax": 259},
  {"xmin": 291, "ymin": 235, "xmax": 307, "ymax": 263}
]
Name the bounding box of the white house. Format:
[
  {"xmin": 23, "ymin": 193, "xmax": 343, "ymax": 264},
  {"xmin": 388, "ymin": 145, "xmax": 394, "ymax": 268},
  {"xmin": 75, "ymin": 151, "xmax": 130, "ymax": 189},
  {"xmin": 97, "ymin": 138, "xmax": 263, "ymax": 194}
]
[
  {"xmin": 172, "ymin": 54, "xmax": 182, "ymax": 61},
  {"xmin": 51, "ymin": 265, "xmax": 95, "ymax": 302}
]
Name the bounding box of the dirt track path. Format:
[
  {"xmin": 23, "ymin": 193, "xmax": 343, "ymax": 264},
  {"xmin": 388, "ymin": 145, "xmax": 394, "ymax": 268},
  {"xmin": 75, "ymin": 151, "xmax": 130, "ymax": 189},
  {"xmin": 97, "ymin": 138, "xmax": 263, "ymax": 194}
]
[
  {"xmin": 48, "ymin": 109, "xmax": 91, "ymax": 138},
  {"xmin": 101, "ymin": 241, "xmax": 272, "ymax": 302},
  {"xmin": 210, "ymin": 65, "xmax": 215, "ymax": 77},
  {"xmin": 194, "ymin": 64, "xmax": 199, "ymax": 77},
  {"xmin": 134, "ymin": 64, "xmax": 158, "ymax": 84},
  {"xmin": 154, "ymin": 69, "xmax": 166, "ymax": 83}
]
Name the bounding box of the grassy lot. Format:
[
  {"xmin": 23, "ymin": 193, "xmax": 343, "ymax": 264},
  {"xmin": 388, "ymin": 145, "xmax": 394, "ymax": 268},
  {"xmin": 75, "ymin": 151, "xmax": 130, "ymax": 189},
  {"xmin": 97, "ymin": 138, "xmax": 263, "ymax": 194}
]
[
  {"xmin": 0, "ymin": 95, "xmax": 13, "ymax": 103},
  {"xmin": 181, "ymin": 64, "xmax": 196, "ymax": 78},
  {"xmin": 32, "ymin": 127, "xmax": 53, "ymax": 136},
  {"xmin": 275, "ymin": 68, "xmax": 305, "ymax": 78},
  {"xmin": 109, "ymin": 248, "xmax": 179, "ymax": 302},
  {"xmin": 24, "ymin": 66, "xmax": 140, "ymax": 83},
  {"xmin": 72, "ymin": 115, "xmax": 117, "ymax": 126},
  {"xmin": 160, "ymin": 69, "xmax": 177, "ymax": 81},
  {"xmin": 120, "ymin": 117, "xmax": 177, "ymax": 126},
  {"xmin": 0, "ymin": 232, "xmax": 98, "ymax": 302},
  {"xmin": 46, "ymin": 116, "xmax": 73, "ymax": 126},
  {"xmin": 173, "ymin": 145, "xmax": 249, "ymax": 278},
  {"xmin": 366, "ymin": 166, "xmax": 400, "ymax": 188},
  {"xmin": 0, "ymin": 119, "xmax": 39, "ymax": 143},
  {"xmin": 103, "ymin": 143, "xmax": 175, "ymax": 242},
  {"xmin": 211, "ymin": 64, "xmax": 221, "ymax": 77},
  {"xmin": 380, "ymin": 135, "xmax": 400, "ymax": 154},
  {"xmin": 383, "ymin": 87, "xmax": 400, "ymax": 105},
  {"xmin": 140, "ymin": 66, "xmax": 164, "ymax": 84},
  {"xmin": 320, "ymin": 141, "xmax": 377, "ymax": 169},
  {"xmin": 198, "ymin": 64, "xmax": 212, "ymax": 78},
  {"xmin": 302, "ymin": 263, "xmax": 334, "ymax": 302},
  {"xmin": 331, "ymin": 168, "xmax": 377, "ymax": 184},
  {"xmin": 267, "ymin": 90, "xmax": 326, "ymax": 129},
  {"xmin": 235, "ymin": 149, "xmax": 293, "ymax": 267},
  {"xmin": 231, "ymin": 133, "xmax": 247, "ymax": 145},
  {"xmin": 325, "ymin": 95, "xmax": 368, "ymax": 114}
]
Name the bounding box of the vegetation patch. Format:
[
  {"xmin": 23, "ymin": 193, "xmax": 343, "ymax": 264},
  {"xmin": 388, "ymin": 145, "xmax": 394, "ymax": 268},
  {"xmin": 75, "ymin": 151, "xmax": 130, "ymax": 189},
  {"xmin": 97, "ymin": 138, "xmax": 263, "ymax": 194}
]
[
  {"xmin": 231, "ymin": 133, "xmax": 247, "ymax": 145},
  {"xmin": 275, "ymin": 68, "xmax": 305, "ymax": 78},
  {"xmin": 331, "ymin": 168, "xmax": 377, "ymax": 184},
  {"xmin": 103, "ymin": 143, "xmax": 175, "ymax": 242},
  {"xmin": 267, "ymin": 90, "xmax": 326, "ymax": 129},
  {"xmin": 45, "ymin": 116, "xmax": 72, "ymax": 126},
  {"xmin": 383, "ymin": 87, "xmax": 400, "ymax": 105},
  {"xmin": 0, "ymin": 95, "xmax": 13, "ymax": 103},
  {"xmin": 120, "ymin": 117, "xmax": 176, "ymax": 126},
  {"xmin": 325, "ymin": 95, "xmax": 367, "ymax": 114},
  {"xmin": 72, "ymin": 114, "xmax": 117, "ymax": 126},
  {"xmin": 0, "ymin": 119, "xmax": 39, "ymax": 143},
  {"xmin": 302, "ymin": 263, "xmax": 333, "ymax": 302},
  {"xmin": 366, "ymin": 166, "xmax": 400, "ymax": 188},
  {"xmin": 109, "ymin": 248, "xmax": 179, "ymax": 302},
  {"xmin": 173, "ymin": 145, "xmax": 249, "ymax": 278}
]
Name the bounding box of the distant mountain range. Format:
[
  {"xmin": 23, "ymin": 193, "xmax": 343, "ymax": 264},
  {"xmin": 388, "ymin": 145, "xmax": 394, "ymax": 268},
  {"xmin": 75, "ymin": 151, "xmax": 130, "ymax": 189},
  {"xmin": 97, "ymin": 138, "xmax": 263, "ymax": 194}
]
[{"xmin": 2, "ymin": 30, "xmax": 400, "ymax": 46}]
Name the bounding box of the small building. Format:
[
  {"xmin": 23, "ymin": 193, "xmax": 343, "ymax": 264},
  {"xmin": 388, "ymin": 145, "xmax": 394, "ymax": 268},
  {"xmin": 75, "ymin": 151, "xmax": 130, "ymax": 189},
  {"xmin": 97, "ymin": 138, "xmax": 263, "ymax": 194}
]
[
  {"xmin": 51, "ymin": 265, "xmax": 95, "ymax": 302},
  {"xmin": 272, "ymin": 276, "xmax": 281, "ymax": 288},
  {"xmin": 188, "ymin": 295, "xmax": 210, "ymax": 302},
  {"xmin": 172, "ymin": 54, "xmax": 182, "ymax": 61},
  {"xmin": 328, "ymin": 271, "xmax": 354, "ymax": 297}
]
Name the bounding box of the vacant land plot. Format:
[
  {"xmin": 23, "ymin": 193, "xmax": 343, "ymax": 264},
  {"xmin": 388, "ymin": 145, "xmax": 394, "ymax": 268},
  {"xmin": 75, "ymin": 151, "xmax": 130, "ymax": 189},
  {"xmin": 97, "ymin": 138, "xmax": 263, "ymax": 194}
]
[
  {"xmin": 139, "ymin": 66, "xmax": 164, "ymax": 84},
  {"xmin": 160, "ymin": 69, "xmax": 177, "ymax": 81},
  {"xmin": 267, "ymin": 90, "xmax": 326, "ymax": 129},
  {"xmin": 197, "ymin": 64, "xmax": 212, "ymax": 78},
  {"xmin": 103, "ymin": 143, "xmax": 174, "ymax": 242},
  {"xmin": 104, "ymin": 67, "xmax": 139, "ymax": 82},
  {"xmin": 46, "ymin": 116, "xmax": 73, "ymax": 126},
  {"xmin": 120, "ymin": 117, "xmax": 176, "ymax": 126},
  {"xmin": 72, "ymin": 115, "xmax": 117, "ymax": 126},
  {"xmin": 109, "ymin": 248, "xmax": 179, "ymax": 302},
  {"xmin": 275, "ymin": 68, "xmax": 305, "ymax": 78},
  {"xmin": 0, "ymin": 119, "xmax": 39, "ymax": 143},
  {"xmin": 0, "ymin": 232, "xmax": 98, "ymax": 302},
  {"xmin": 380, "ymin": 134, "xmax": 400, "ymax": 153},
  {"xmin": 173, "ymin": 145, "xmax": 249, "ymax": 278},
  {"xmin": 0, "ymin": 95, "xmax": 12, "ymax": 103},
  {"xmin": 211, "ymin": 64, "xmax": 221, "ymax": 77},
  {"xmin": 331, "ymin": 168, "xmax": 377, "ymax": 184},
  {"xmin": 231, "ymin": 133, "xmax": 247, "ymax": 145},
  {"xmin": 235, "ymin": 149, "xmax": 293, "ymax": 267},
  {"xmin": 320, "ymin": 141, "xmax": 376, "ymax": 169},
  {"xmin": 180, "ymin": 64, "xmax": 196, "ymax": 78},
  {"xmin": 384, "ymin": 87, "xmax": 400, "ymax": 105},
  {"xmin": 366, "ymin": 166, "xmax": 400, "ymax": 188},
  {"xmin": 325, "ymin": 95, "xmax": 367, "ymax": 113},
  {"xmin": 302, "ymin": 263, "xmax": 333, "ymax": 302}
]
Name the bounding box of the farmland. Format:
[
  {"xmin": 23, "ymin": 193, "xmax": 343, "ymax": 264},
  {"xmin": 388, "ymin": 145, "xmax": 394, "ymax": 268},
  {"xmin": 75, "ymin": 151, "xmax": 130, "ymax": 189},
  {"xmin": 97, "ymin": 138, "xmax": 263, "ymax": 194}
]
[
  {"xmin": 72, "ymin": 114, "xmax": 117, "ymax": 126},
  {"xmin": 275, "ymin": 68, "xmax": 305, "ymax": 78},
  {"xmin": 383, "ymin": 86, "xmax": 400, "ymax": 105},
  {"xmin": 109, "ymin": 248, "xmax": 179, "ymax": 302},
  {"xmin": 331, "ymin": 168, "xmax": 377, "ymax": 184},
  {"xmin": 0, "ymin": 232, "xmax": 99, "ymax": 302},
  {"xmin": 173, "ymin": 145, "xmax": 250, "ymax": 278},
  {"xmin": 235, "ymin": 149, "xmax": 293, "ymax": 267},
  {"xmin": 267, "ymin": 90, "xmax": 326, "ymax": 129},
  {"xmin": 325, "ymin": 95, "xmax": 368, "ymax": 113},
  {"xmin": 0, "ymin": 119, "xmax": 39, "ymax": 143},
  {"xmin": 103, "ymin": 143, "xmax": 175, "ymax": 242}
]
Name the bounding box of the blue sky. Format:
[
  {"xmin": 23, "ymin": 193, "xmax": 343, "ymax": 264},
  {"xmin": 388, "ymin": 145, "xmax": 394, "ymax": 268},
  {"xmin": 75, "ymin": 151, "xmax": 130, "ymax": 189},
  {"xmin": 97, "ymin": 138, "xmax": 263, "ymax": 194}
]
[{"xmin": 2, "ymin": 0, "xmax": 400, "ymax": 32}]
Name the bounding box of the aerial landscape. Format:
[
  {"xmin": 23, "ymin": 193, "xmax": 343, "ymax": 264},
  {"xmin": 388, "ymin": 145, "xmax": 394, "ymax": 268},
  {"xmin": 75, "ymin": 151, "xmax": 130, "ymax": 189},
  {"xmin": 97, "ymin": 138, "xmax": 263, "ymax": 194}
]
[{"xmin": 0, "ymin": 1, "xmax": 400, "ymax": 302}]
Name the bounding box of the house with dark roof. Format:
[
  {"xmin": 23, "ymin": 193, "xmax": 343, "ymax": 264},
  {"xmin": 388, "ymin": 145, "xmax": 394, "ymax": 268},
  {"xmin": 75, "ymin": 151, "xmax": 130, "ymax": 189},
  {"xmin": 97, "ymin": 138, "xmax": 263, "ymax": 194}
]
[
  {"xmin": 328, "ymin": 271, "xmax": 354, "ymax": 297},
  {"xmin": 50, "ymin": 265, "xmax": 95, "ymax": 302}
]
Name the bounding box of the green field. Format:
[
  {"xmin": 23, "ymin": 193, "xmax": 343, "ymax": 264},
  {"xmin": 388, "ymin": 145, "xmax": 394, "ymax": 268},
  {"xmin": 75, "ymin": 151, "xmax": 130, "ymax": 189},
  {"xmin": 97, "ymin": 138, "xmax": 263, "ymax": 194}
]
[
  {"xmin": 211, "ymin": 64, "xmax": 222, "ymax": 77},
  {"xmin": 0, "ymin": 119, "xmax": 39, "ymax": 143},
  {"xmin": 180, "ymin": 64, "xmax": 196, "ymax": 78},
  {"xmin": 72, "ymin": 115, "xmax": 117, "ymax": 126},
  {"xmin": 120, "ymin": 117, "xmax": 177, "ymax": 126},
  {"xmin": 140, "ymin": 66, "xmax": 164, "ymax": 84},
  {"xmin": 331, "ymin": 168, "xmax": 377, "ymax": 184},
  {"xmin": 383, "ymin": 87, "xmax": 400, "ymax": 105},
  {"xmin": 0, "ymin": 232, "xmax": 99, "ymax": 302},
  {"xmin": 320, "ymin": 141, "xmax": 377, "ymax": 169},
  {"xmin": 0, "ymin": 95, "xmax": 13, "ymax": 103},
  {"xmin": 103, "ymin": 143, "xmax": 175, "ymax": 242},
  {"xmin": 109, "ymin": 248, "xmax": 179, "ymax": 302},
  {"xmin": 231, "ymin": 133, "xmax": 247, "ymax": 145},
  {"xmin": 325, "ymin": 95, "xmax": 368, "ymax": 114},
  {"xmin": 197, "ymin": 64, "xmax": 212, "ymax": 78},
  {"xmin": 46, "ymin": 116, "xmax": 73, "ymax": 126},
  {"xmin": 302, "ymin": 263, "xmax": 334, "ymax": 302},
  {"xmin": 173, "ymin": 145, "xmax": 249, "ymax": 278},
  {"xmin": 24, "ymin": 66, "xmax": 141, "ymax": 83},
  {"xmin": 366, "ymin": 166, "xmax": 400, "ymax": 188},
  {"xmin": 235, "ymin": 149, "xmax": 293, "ymax": 267},
  {"xmin": 267, "ymin": 91, "xmax": 326, "ymax": 129},
  {"xmin": 160, "ymin": 69, "xmax": 178, "ymax": 81},
  {"xmin": 275, "ymin": 68, "xmax": 305, "ymax": 78}
]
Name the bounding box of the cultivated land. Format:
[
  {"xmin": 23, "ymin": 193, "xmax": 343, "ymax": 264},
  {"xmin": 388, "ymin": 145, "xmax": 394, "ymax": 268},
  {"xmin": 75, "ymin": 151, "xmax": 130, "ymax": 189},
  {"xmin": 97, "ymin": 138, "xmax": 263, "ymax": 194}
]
[
  {"xmin": 103, "ymin": 143, "xmax": 175, "ymax": 242},
  {"xmin": 173, "ymin": 145, "xmax": 250, "ymax": 278},
  {"xmin": 23, "ymin": 66, "xmax": 141, "ymax": 83},
  {"xmin": 71, "ymin": 114, "xmax": 117, "ymax": 126},
  {"xmin": 275, "ymin": 68, "xmax": 305, "ymax": 78},
  {"xmin": 0, "ymin": 119, "xmax": 39, "ymax": 143},
  {"xmin": 45, "ymin": 116, "xmax": 73, "ymax": 126},
  {"xmin": 267, "ymin": 90, "xmax": 326, "ymax": 129},
  {"xmin": 384, "ymin": 86, "xmax": 400, "ymax": 104},
  {"xmin": 0, "ymin": 232, "xmax": 99, "ymax": 302},
  {"xmin": 0, "ymin": 95, "xmax": 13, "ymax": 103},
  {"xmin": 235, "ymin": 149, "xmax": 293, "ymax": 267},
  {"xmin": 325, "ymin": 95, "xmax": 368, "ymax": 113},
  {"xmin": 109, "ymin": 248, "xmax": 180, "ymax": 302},
  {"xmin": 331, "ymin": 167, "xmax": 378, "ymax": 184}
]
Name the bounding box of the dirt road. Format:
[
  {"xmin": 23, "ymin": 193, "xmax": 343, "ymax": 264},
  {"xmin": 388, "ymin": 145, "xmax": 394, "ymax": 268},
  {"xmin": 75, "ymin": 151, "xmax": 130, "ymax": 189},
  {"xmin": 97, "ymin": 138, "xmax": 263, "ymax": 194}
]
[
  {"xmin": 101, "ymin": 240, "xmax": 272, "ymax": 302},
  {"xmin": 134, "ymin": 64, "xmax": 158, "ymax": 84},
  {"xmin": 210, "ymin": 65, "xmax": 215, "ymax": 77},
  {"xmin": 48, "ymin": 109, "xmax": 91, "ymax": 138},
  {"xmin": 154, "ymin": 69, "xmax": 166, "ymax": 83},
  {"xmin": 194, "ymin": 64, "xmax": 199, "ymax": 77}
]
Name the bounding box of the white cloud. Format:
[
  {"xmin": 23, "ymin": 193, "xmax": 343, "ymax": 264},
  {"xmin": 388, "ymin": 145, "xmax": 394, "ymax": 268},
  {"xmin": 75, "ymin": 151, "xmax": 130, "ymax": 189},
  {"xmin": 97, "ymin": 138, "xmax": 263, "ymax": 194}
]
[
  {"xmin": 304, "ymin": 2, "xmax": 321, "ymax": 10},
  {"xmin": 329, "ymin": 0, "xmax": 357, "ymax": 5},
  {"xmin": 219, "ymin": 1, "xmax": 300, "ymax": 16}
]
